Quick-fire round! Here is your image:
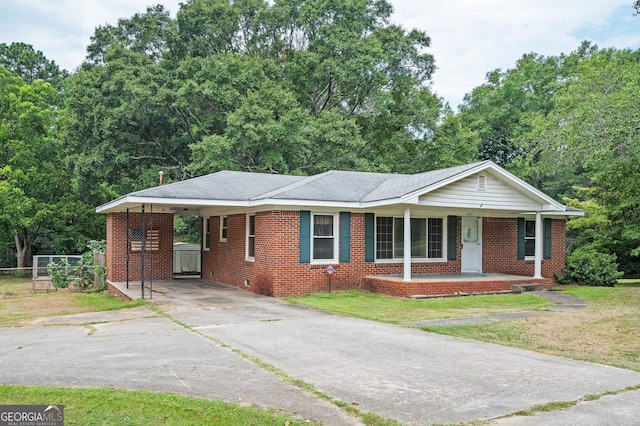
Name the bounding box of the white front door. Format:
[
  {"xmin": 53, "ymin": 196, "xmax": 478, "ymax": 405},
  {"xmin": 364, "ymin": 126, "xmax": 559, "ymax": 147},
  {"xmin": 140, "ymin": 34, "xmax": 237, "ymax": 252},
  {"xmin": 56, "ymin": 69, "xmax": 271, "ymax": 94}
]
[{"xmin": 461, "ymin": 217, "xmax": 482, "ymax": 273}]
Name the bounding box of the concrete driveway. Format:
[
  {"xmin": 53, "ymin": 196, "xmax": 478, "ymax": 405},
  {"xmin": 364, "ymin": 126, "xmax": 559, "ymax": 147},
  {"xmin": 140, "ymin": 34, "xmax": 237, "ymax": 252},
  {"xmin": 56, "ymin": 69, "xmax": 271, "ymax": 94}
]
[{"xmin": 3, "ymin": 280, "xmax": 640, "ymax": 425}]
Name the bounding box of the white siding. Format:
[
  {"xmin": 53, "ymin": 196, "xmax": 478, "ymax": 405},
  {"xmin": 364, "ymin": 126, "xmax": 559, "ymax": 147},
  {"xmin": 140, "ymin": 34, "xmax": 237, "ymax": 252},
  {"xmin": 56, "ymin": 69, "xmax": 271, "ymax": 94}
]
[{"xmin": 419, "ymin": 172, "xmax": 542, "ymax": 211}]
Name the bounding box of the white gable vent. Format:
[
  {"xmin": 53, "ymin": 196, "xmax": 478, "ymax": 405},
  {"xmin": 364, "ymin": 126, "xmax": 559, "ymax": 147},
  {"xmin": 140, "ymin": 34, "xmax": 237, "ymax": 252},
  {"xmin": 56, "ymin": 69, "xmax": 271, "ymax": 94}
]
[{"xmin": 477, "ymin": 175, "xmax": 487, "ymax": 191}]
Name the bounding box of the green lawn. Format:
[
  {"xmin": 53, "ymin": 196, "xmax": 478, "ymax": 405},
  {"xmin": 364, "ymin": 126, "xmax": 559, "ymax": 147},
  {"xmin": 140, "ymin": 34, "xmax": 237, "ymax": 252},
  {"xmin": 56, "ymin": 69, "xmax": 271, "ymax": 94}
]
[
  {"xmin": 0, "ymin": 385, "xmax": 315, "ymax": 426},
  {"xmin": 286, "ymin": 289, "xmax": 552, "ymax": 323}
]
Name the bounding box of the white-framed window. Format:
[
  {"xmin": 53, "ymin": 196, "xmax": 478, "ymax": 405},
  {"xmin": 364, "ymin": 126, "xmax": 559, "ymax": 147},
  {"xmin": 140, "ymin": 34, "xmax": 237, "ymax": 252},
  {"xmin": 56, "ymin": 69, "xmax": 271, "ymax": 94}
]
[
  {"xmin": 246, "ymin": 214, "xmax": 255, "ymax": 261},
  {"xmin": 311, "ymin": 213, "xmax": 338, "ymax": 263},
  {"xmin": 203, "ymin": 217, "xmax": 211, "ymax": 251},
  {"xmin": 375, "ymin": 216, "xmax": 445, "ymax": 261},
  {"xmin": 219, "ymin": 216, "xmax": 228, "ymax": 242},
  {"xmin": 525, "ymin": 219, "xmax": 536, "ymax": 258}
]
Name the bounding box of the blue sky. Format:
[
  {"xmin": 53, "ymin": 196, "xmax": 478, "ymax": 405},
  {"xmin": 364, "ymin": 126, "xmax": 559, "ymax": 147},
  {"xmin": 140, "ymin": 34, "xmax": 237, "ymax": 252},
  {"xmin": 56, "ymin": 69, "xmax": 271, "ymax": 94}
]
[{"xmin": 1, "ymin": 0, "xmax": 639, "ymax": 109}]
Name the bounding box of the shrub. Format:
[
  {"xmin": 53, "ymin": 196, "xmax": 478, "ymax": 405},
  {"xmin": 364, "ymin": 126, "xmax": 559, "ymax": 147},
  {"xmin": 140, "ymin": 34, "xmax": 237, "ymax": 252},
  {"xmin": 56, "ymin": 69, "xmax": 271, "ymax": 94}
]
[
  {"xmin": 557, "ymin": 247, "xmax": 623, "ymax": 287},
  {"xmin": 47, "ymin": 259, "xmax": 71, "ymax": 289},
  {"xmin": 78, "ymin": 240, "xmax": 107, "ymax": 292},
  {"xmin": 44, "ymin": 241, "xmax": 107, "ymax": 292},
  {"xmin": 252, "ymin": 274, "xmax": 274, "ymax": 296}
]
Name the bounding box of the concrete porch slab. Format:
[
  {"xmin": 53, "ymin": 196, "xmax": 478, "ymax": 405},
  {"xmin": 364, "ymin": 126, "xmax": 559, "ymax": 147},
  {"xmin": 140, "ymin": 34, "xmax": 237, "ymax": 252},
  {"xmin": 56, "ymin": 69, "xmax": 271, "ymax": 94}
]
[{"xmin": 362, "ymin": 273, "xmax": 552, "ymax": 297}]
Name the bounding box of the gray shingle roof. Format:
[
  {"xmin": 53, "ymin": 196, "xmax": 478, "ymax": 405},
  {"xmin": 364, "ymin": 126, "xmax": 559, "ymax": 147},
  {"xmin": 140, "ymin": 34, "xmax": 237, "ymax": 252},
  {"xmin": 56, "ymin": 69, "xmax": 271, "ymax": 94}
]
[
  {"xmin": 99, "ymin": 159, "xmax": 582, "ymax": 216},
  {"xmin": 126, "ymin": 161, "xmax": 490, "ymax": 203},
  {"xmin": 130, "ymin": 171, "xmax": 305, "ymax": 200},
  {"xmin": 361, "ymin": 162, "xmax": 487, "ymax": 202}
]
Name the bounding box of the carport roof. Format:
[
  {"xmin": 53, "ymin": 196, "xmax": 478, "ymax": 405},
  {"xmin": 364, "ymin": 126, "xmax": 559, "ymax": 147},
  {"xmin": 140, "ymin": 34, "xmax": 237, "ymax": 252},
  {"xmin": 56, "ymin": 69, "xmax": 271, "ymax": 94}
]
[{"xmin": 96, "ymin": 160, "xmax": 581, "ymax": 215}]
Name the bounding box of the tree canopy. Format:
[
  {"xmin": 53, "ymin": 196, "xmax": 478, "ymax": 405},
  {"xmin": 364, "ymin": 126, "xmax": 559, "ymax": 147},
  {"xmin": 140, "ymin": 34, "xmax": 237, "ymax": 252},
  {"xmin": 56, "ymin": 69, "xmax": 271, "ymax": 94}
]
[
  {"xmin": 0, "ymin": 67, "xmax": 73, "ymax": 267},
  {"xmin": 454, "ymin": 41, "xmax": 640, "ymax": 276},
  {"xmin": 0, "ymin": 42, "xmax": 68, "ymax": 87},
  {"xmin": 65, "ymin": 0, "xmax": 445, "ymax": 197},
  {"xmin": 3, "ymin": 0, "xmax": 640, "ymax": 279}
]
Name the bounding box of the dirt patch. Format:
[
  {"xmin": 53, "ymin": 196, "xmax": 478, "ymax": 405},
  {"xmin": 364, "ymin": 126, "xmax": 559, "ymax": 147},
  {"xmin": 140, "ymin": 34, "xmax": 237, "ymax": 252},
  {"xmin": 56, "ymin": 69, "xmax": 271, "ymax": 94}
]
[
  {"xmin": 25, "ymin": 305, "xmax": 158, "ymax": 326},
  {"xmin": 1, "ymin": 295, "xmax": 93, "ymax": 326},
  {"xmin": 425, "ymin": 287, "xmax": 640, "ymax": 371},
  {"xmin": 521, "ymin": 304, "xmax": 640, "ymax": 370}
]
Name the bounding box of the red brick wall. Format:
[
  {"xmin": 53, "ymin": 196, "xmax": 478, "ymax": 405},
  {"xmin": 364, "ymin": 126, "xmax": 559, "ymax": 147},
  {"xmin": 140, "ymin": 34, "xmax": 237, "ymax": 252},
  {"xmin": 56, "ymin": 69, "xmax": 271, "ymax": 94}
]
[
  {"xmin": 106, "ymin": 212, "xmax": 174, "ymax": 282},
  {"xmin": 201, "ymin": 212, "xmax": 463, "ymax": 297},
  {"xmin": 202, "ymin": 214, "xmax": 255, "ymax": 288},
  {"xmin": 482, "ymin": 217, "xmax": 566, "ymax": 278},
  {"xmin": 105, "ymin": 210, "xmax": 567, "ymax": 297}
]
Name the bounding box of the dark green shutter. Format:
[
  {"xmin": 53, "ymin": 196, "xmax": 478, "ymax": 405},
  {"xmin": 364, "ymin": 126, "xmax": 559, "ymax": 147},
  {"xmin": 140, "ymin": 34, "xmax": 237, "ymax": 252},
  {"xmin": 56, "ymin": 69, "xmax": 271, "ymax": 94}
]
[
  {"xmin": 299, "ymin": 210, "xmax": 311, "ymax": 263},
  {"xmin": 364, "ymin": 213, "xmax": 375, "ymax": 262},
  {"xmin": 543, "ymin": 218, "xmax": 552, "ymax": 259},
  {"xmin": 517, "ymin": 218, "xmax": 525, "ymax": 260},
  {"xmin": 339, "ymin": 212, "xmax": 351, "ymax": 262},
  {"xmin": 447, "ymin": 216, "xmax": 458, "ymax": 261}
]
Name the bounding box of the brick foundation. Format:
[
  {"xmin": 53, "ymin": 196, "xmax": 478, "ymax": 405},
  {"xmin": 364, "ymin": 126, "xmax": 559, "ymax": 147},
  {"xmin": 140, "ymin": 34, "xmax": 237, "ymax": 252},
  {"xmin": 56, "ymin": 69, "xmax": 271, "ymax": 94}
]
[{"xmin": 362, "ymin": 276, "xmax": 552, "ymax": 298}]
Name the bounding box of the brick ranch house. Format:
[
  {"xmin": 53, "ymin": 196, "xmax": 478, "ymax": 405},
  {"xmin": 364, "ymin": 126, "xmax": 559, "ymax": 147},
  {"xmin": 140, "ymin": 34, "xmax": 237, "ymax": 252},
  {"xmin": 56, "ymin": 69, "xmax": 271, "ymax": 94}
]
[{"xmin": 97, "ymin": 160, "xmax": 582, "ymax": 297}]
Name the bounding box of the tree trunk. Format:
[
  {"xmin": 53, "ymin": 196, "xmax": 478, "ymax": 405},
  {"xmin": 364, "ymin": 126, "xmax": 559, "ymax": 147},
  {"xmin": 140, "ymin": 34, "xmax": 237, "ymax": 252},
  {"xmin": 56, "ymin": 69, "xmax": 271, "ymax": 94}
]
[{"xmin": 14, "ymin": 233, "xmax": 28, "ymax": 270}]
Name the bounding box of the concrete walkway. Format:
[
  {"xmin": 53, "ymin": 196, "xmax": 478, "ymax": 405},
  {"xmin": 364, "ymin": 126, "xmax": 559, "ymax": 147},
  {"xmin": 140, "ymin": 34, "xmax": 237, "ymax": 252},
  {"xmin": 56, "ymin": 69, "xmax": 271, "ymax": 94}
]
[
  {"xmin": 3, "ymin": 280, "xmax": 640, "ymax": 425},
  {"xmin": 404, "ymin": 290, "xmax": 590, "ymax": 327},
  {"xmin": 492, "ymin": 388, "xmax": 640, "ymax": 425}
]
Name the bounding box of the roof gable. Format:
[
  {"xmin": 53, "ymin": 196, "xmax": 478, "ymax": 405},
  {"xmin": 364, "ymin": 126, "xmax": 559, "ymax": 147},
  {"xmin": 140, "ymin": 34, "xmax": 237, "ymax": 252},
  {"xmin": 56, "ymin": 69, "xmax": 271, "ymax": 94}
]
[
  {"xmin": 360, "ymin": 162, "xmax": 487, "ymax": 202},
  {"xmin": 420, "ymin": 170, "xmax": 548, "ymax": 210}
]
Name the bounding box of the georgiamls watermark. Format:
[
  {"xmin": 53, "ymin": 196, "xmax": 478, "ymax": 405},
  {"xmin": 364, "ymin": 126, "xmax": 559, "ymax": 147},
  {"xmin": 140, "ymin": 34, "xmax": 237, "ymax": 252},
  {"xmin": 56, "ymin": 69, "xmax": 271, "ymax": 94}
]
[{"xmin": 0, "ymin": 405, "xmax": 64, "ymax": 426}]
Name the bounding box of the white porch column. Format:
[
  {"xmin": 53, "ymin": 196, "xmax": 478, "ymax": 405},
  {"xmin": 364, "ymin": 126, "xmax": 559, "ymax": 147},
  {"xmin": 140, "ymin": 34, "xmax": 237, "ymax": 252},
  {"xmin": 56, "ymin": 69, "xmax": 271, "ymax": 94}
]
[
  {"xmin": 534, "ymin": 212, "xmax": 543, "ymax": 278},
  {"xmin": 403, "ymin": 206, "xmax": 412, "ymax": 282}
]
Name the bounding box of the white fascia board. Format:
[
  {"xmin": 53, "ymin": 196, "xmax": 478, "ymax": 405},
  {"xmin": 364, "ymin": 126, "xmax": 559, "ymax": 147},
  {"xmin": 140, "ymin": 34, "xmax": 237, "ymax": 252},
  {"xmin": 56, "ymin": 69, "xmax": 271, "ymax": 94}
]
[
  {"xmin": 420, "ymin": 200, "xmax": 541, "ymax": 211},
  {"xmin": 520, "ymin": 210, "xmax": 585, "ymax": 217},
  {"xmin": 96, "ymin": 196, "xmax": 252, "ymax": 213}
]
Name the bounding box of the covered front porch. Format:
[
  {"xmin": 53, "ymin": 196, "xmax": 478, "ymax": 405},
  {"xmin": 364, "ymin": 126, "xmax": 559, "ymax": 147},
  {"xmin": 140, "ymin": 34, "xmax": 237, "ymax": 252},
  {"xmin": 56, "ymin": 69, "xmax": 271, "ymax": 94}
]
[{"xmin": 362, "ymin": 273, "xmax": 552, "ymax": 298}]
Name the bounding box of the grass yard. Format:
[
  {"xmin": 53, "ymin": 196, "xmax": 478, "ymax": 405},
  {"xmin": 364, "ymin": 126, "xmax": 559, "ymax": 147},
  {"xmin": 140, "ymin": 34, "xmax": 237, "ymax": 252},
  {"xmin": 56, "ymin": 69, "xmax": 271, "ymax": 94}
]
[
  {"xmin": 0, "ymin": 276, "xmax": 34, "ymax": 298},
  {"xmin": 288, "ymin": 285, "xmax": 640, "ymax": 372},
  {"xmin": 423, "ymin": 285, "xmax": 640, "ymax": 372},
  {"xmin": 0, "ymin": 385, "xmax": 315, "ymax": 426},
  {"xmin": 0, "ymin": 277, "xmax": 144, "ymax": 326},
  {"xmin": 286, "ymin": 289, "xmax": 552, "ymax": 323}
]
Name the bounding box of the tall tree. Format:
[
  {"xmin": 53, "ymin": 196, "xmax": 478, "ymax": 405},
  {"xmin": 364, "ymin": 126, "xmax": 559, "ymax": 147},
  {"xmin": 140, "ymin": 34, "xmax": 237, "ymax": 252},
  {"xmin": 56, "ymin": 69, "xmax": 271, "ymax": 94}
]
[
  {"xmin": 528, "ymin": 48, "xmax": 640, "ymax": 275},
  {"xmin": 66, "ymin": 0, "xmax": 441, "ymax": 194},
  {"xmin": 86, "ymin": 5, "xmax": 175, "ymax": 64},
  {"xmin": 457, "ymin": 42, "xmax": 598, "ymax": 174},
  {"xmin": 0, "ymin": 42, "xmax": 68, "ymax": 88},
  {"xmin": 0, "ymin": 67, "xmax": 70, "ymax": 268}
]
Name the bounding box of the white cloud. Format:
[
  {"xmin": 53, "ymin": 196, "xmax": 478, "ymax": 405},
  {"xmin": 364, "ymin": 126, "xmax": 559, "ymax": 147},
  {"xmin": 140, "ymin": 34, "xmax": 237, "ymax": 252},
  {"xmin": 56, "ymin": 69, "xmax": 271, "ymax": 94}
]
[
  {"xmin": 0, "ymin": 0, "xmax": 638, "ymax": 107},
  {"xmin": 0, "ymin": 0, "xmax": 182, "ymax": 72},
  {"xmin": 391, "ymin": 0, "xmax": 639, "ymax": 108}
]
